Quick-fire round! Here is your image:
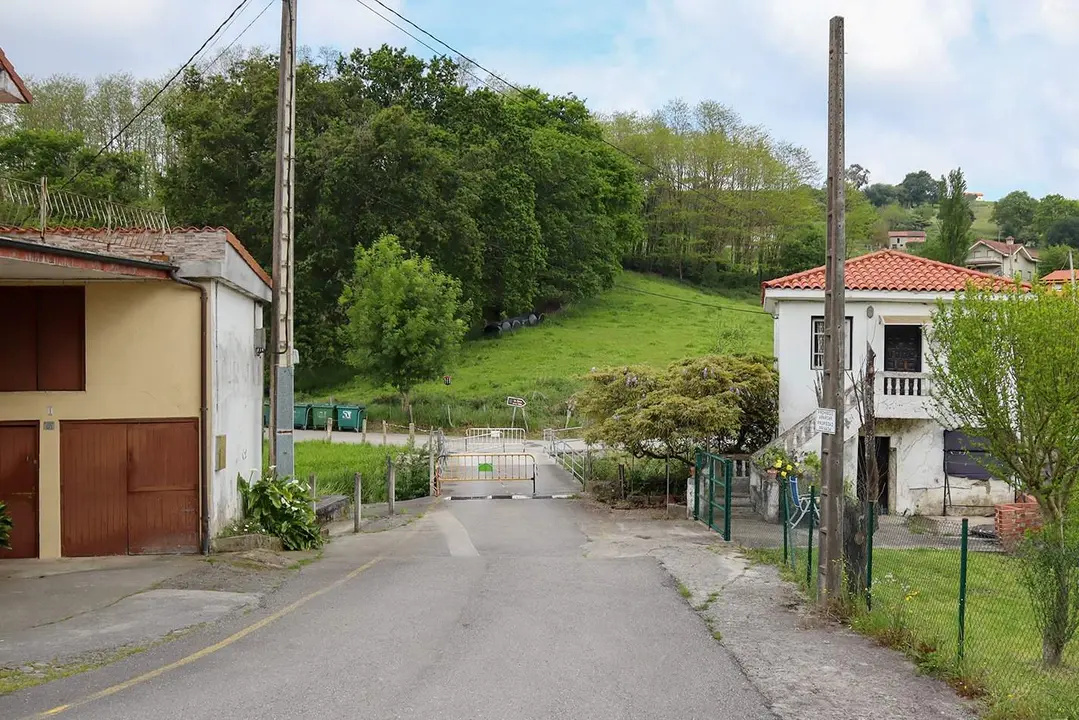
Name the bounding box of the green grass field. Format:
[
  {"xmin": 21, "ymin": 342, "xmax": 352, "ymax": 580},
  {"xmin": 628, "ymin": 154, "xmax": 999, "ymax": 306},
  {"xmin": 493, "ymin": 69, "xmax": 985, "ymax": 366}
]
[
  {"xmin": 263, "ymin": 441, "xmax": 429, "ymax": 504},
  {"xmin": 310, "ymin": 272, "xmax": 773, "ymax": 430},
  {"xmin": 970, "ymin": 200, "xmax": 999, "ymax": 239},
  {"xmin": 861, "ymin": 549, "xmax": 1077, "ymax": 720}
]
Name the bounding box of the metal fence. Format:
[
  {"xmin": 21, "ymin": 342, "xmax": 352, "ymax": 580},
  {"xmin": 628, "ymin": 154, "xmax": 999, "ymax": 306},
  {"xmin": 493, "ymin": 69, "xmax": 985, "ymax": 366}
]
[
  {"xmin": 438, "ymin": 453, "xmax": 537, "ymax": 494},
  {"xmin": 463, "ymin": 427, "xmax": 526, "ymax": 452},
  {"xmin": 776, "ymin": 491, "xmax": 1079, "ymax": 719}
]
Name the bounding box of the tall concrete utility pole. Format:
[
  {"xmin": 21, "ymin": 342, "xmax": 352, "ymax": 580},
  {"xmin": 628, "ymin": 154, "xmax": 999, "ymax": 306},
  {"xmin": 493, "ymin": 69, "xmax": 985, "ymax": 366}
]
[
  {"xmin": 818, "ymin": 15, "xmax": 846, "ymax": 600},
  {"xmin": 269, "ymin": 0, "xmax": 297, "ymax": 480}
]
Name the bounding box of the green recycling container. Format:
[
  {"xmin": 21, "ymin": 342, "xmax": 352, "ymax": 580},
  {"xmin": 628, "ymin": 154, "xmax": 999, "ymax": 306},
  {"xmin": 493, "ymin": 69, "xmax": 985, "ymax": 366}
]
[
  {"xmin": 293, "ymin": 404, "xmax": 312, "ymax": 429},
  {"xmin": 263, "ymin": 402, "xmax": 270, "ymax": 428},
  {"xmin": 310, "ymin": 403, "xmax": 335, "ymax": 430},
  {"xmin": 334, "ymin": 404, "xmax": 366, "ymax": 432}
]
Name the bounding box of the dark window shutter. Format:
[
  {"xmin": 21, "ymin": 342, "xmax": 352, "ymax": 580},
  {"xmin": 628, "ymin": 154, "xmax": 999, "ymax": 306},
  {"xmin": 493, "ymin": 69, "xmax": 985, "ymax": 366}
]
[
  {"xmin": 0, "ymin": 287, "xmax": 39, "ymax": 391},
  {"xmin": 37, "ymin": 286, "xmax": 85, "ymax": 391}
]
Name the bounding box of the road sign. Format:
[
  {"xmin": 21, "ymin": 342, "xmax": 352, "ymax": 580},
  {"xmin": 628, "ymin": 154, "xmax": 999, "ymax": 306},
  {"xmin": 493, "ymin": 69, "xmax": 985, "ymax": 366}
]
[
  {"xmin": 507, "ymin": 396, "xmax": 527, "ymax": 408},
  {"xmin": 815, "ymin": 407, "xmax": 837, "ymax": 435}
]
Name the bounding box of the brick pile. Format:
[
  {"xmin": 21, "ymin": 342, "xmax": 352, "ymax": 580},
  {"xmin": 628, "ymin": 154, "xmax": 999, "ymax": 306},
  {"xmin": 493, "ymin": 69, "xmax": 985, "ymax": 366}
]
[{"xmin": 994, "ymin": 498, "xmax": 1042, "ymax": 553}]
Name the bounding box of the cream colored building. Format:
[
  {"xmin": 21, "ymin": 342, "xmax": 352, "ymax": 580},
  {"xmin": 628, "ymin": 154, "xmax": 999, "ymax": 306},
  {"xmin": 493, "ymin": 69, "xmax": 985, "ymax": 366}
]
[
  {"xmin": 965, "ymin": 238, "xmax": 1037, "ymax": 282},
  {"xmin": 0, "ymin": 227, "xmax": 270, "ymax": 559}
]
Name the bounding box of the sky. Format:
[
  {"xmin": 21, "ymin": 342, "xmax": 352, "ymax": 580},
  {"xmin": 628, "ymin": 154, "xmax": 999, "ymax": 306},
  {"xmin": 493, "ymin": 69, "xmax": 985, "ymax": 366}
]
[{"xmin": 4, "ymin": 0, "xmax": 1079, "ymax": 201}]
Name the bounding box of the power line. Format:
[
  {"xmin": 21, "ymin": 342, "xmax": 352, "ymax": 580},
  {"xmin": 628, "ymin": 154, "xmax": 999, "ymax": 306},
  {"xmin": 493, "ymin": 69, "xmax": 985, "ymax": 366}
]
[
  {"xmin": 201, "ymin": 0, "xmax": 276, "ymax": 75},
  {"xmin": 196, "ymin": 0, "xmax": 255, "ymax": 64},
  {"xmin": 57, "ymin": 0, "xmax": 252, "ymax": 192},
  {"xmin": 614, "ymin": 283, "xmax": 770, "ymax": 316}
]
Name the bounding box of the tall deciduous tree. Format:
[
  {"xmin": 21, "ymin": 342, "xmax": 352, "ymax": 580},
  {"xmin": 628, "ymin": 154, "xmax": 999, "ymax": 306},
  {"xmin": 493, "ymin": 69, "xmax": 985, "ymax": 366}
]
[
  {"xmin": 1033, "ymin": 194, "xmax": 1079, "ymax": 240},
  {"xmin": 991, "ymin": 190, "xmax": 1038, "ymax": 243},
  {"xmin": 1045, "ymin": 217, "xmax": 1079, "ymax": 249},
  {"xmin": 929, "ymin": 168, "xmax": 974, "ymax": 266},
  {"xmin": 340, "ymin": 235, "xmax": 468, "ymax": 409},
  {"xmin": 928, "ymin": 284, "xmax": 1079, "ymax": 666},
  {"xmin": 899, "ymin": 170, "xmax": 939, "ymax": 207},
  {"xmin": 1037, "ymin": 245, "xmax": 1073, "ymax": 277}
]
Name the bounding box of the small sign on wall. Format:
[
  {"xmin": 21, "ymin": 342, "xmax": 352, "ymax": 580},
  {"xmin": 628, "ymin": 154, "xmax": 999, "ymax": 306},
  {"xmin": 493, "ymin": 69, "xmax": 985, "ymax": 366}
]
[{"xmin": 215, "ymin": 435, "xmax": 227, "ymax": 471}]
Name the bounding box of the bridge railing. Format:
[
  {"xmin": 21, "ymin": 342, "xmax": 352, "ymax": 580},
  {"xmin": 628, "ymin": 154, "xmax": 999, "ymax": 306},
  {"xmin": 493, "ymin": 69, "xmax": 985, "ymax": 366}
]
[{"xmin": 463, "ymin": 427, "xmax": 526, "ymax": 452}]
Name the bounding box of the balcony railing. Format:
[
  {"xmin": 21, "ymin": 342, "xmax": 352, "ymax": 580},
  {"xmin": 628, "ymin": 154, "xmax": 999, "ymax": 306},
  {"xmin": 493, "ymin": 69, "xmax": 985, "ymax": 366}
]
[{"xmin": 882, "ymin": 371, "xmax": 929, "ymax": 397}]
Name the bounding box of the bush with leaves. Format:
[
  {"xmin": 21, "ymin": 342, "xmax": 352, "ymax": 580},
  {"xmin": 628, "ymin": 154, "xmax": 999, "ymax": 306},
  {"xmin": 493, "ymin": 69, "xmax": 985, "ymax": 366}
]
[
  {"xmin": 237, "ymin": 470, "xmax": 323, "ymax": 551},
  {"xmin": 1018, "ymin": 529, "xmax": 1079, "ymax": 667},
  {"xmin": 0, "ymin": 501, "xmax": 11, "ymax": 550}
]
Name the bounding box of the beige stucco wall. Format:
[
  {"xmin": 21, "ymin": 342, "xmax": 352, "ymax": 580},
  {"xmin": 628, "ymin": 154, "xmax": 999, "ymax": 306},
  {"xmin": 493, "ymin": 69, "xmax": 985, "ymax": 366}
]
[{"xmin": 0, "ymin": 281, "xmax": 201, "ymax": 558}]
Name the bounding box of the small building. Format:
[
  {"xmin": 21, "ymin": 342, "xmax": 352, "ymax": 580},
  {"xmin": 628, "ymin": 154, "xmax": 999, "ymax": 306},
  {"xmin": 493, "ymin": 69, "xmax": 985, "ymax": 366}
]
[
  {"xmin": 887, "ymin": 230, "xmax": 926, "ymax": 251},
  {"xmin": 1040, "ymin": 268, "xmax": 1076, "ymax": 290},
  {"xmin": 0, "ymin": 227, "xmax": 269, "ymax": 559},
  {"xmin": 965, "ymin": 238, "xmax": 1037, "ymax": 282},
  {"xmin": 758, "ymin": 250, "xmax": 1022, "ymax": 518}
]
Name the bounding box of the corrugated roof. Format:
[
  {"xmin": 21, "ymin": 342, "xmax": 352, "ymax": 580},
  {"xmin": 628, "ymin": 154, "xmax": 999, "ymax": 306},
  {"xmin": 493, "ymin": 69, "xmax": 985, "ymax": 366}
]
[{"xmin": 762, "ymin": 250, "xmax": 1028, "ymax": 294}]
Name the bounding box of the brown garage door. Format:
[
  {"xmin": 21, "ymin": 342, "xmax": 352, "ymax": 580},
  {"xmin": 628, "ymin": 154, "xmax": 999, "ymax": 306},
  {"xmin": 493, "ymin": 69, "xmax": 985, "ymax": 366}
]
[
  {"xmin": 0, "ymin": 424, "xmax": 39, "ymax": 559},
  {"xmin": 61, "ymin": 420, "xmax": 199, "ymax": 556}
]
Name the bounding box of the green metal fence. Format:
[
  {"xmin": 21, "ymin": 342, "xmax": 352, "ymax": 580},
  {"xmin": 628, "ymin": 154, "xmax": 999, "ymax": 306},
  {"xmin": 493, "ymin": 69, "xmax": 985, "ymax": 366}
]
[{"xmin": 693, "ymin": 451, "xmax": 732, "ymax": 541}]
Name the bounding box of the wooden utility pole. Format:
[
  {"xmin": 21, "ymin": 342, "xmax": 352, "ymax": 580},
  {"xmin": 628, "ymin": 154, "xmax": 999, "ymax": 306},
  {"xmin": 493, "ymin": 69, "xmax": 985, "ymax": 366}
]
[
  {"xmin": 268, "ymin": 0, "xmax": 298, "ymax": 479},
  {"xmin": 818, "ymin": 15, "xmax": 847, "ymax": 601}
]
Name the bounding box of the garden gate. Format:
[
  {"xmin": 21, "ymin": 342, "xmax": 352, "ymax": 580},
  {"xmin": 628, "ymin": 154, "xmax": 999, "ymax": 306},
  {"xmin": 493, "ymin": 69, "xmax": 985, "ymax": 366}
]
[{"xmin": 693, "ymin": 451, "xmax": 733, "ymax": 541}]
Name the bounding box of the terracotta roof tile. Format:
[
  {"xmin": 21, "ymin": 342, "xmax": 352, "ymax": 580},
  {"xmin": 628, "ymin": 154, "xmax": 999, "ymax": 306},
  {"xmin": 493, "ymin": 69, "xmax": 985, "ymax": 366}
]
[
  {"xmin": 1040, "ymin": 269, "xmax": 1076, "ymax": 284},
  {"xmin": 762, "ymin": 250, "xmax": 1029, "ymax": 295},
  {"xmin": 972, "ymin": 239, "xmax": 1026, "ymax": 257}
]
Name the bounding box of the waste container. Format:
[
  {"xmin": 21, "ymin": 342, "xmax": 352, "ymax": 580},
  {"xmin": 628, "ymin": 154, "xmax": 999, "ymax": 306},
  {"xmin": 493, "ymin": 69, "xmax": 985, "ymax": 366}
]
[
  {"xmin": 263, "ymin": 402, "xmax": 270, "ymax": 428},
  {"xmin": 334, "ymin": 404, "xmax": 366, "ymax": 432},
  {"xmin": 310, "ymin": 403, "xmax": 335, "ymax": 430},
  {"xmin": 293, "ymin": 404, "xmax": 312, "ymax": 429}
]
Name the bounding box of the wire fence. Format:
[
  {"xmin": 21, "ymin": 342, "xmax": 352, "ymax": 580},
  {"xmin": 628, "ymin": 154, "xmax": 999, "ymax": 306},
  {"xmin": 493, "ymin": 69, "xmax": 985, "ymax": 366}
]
[{"xmin": 775, "ymin": 488, "xmax": 1079, "ymax": 719}]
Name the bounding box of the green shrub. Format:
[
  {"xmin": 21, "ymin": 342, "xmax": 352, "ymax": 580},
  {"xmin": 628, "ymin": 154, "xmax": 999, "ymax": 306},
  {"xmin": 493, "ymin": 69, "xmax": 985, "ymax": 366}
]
[
  {"xmin": 238, "ymin": 470, "xmax": 323, "ymax": 551},
  {"xmin": 0, "ymin": 501, "xmax": 11, "ymax": 550}
]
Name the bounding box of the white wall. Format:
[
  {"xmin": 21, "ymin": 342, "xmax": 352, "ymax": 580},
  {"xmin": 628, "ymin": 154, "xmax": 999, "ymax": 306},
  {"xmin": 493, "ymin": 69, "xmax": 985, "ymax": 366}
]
[
  {"xmin": 210, "ymin": 280, "xmax": 265, "ymax": 534},
  {"xmin": 773, "ymin": 295, "xmax": 940, "ymax": 431}
]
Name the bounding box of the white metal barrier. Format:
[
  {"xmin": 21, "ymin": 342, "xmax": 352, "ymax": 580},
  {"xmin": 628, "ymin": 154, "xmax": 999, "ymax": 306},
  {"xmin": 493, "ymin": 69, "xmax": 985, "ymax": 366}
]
[
  {"xmin": 438, "ymin": 452, "xmax": 537, "ymax": 494},
  {"xmin": 463, "ymin": 427, "xmax": 527, "ymax": 452}
]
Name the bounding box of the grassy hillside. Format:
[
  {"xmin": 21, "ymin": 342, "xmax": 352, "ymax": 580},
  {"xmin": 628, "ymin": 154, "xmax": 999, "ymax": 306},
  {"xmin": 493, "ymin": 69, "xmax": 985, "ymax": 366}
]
[
  {"xmin": 970, "ymin": 200, "xmax": 998, "ymax": 239},
  {"xmin": 310, "ymin": 272, "xmax": 773, "ymax": 431}
]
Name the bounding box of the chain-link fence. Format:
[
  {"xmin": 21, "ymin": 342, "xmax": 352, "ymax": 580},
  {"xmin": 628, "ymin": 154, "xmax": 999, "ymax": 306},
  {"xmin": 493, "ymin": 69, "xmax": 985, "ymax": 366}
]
[{"xmin": 774, "ymin": 490, "xmax": 1079, "ymax": 720}]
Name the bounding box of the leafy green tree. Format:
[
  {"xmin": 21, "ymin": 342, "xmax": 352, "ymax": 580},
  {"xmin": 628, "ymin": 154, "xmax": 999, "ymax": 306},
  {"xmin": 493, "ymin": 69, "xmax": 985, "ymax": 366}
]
[
  {"xmin": 845, "ymin": 163, "xmax": 869, "ymax": 190},
  {"xmin": 764, "ymin": 224, "xmax": 824, "ymax": 278},
  {"xmin": 1033, "ymin": 194, "xmax": 1079, "ymax": 240},
  {"xmin": 575, "ymin": 354, "xmax": 778, "ymax": 464},
  {"xmin": 899, "ymin": 170, "xmax": 939, "ymax": 207},
  {"xmin": 341, "ymin": 235, "xmax": 469, "ymax": 409},
  {"xmin": 879, "ymin": 202, "xmax": 930, "ymax": 232},
  {"xmin": 1037, "ymin": 245, "xmax": 1072, "ymax": 277},
  {"xmin": 925, "ymin": 168, "xmax": 973, "ymax": 266},
  {"xmin": 991, "ymin": 190, "xmax": 1038, "ymax": 243},
  {"xmin": 928, "ymin": 284, "xmax": 1079, "ymax": 665},
  {"xmin": 864, "ymin": 183, "xmax": 902, "ymax": 208},
  {"xmin": 1045, "ymin": 217, "xmax": 1079, "ymax": 249}
]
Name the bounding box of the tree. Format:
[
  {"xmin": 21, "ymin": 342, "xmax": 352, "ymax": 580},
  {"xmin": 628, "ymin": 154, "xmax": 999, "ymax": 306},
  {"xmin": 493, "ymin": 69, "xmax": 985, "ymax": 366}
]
[
  {"xmin": 1037, "ymin": 245, "xmax": 1072, "ymax": 277},
  {"xmin": 1045, "ymin": 217, "xmax": 1079, "ymax": 249},
  {"xmin": 340, "ymin": 235, "xmax": 469, "ymax": 409},
  {"xmin": 1033, "ymin": 194, "xmax": 1079, "ymax": 240},
  {"xmin": 927, "ymin": 284, "xmax": 1079, "ymax": 665},
  {"xmin": 575, "ymin": 354, "xmax": 778, "ymax": 464},
  {"xmin": 925, "ymin": 168, "xmax": 973, "ymax": 266},
  {"xmin": 899, "ymin": 170, "xmax": 939, "ymax": 207},
  {"xmin": 991, "ymin": 190, "xmax": 1038, "ymax": 243},
  {"xmin": 864, "ymin": 183, "xmax": 902, "ymax": 208},
  {"xmin": 845, "ymin": 163, "xmax": 870, "ymax": 190},
  {"xmin": 879, "ymin": 202, "xmax": 930, "ymax": 232}
]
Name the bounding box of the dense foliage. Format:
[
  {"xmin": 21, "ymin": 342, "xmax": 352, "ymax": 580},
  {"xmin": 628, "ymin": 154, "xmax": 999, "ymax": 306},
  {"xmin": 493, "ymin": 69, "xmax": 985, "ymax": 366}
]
[
  {"xmin": 238, "ymin": 469, "xmax": 323, "ymax": 551},
  {"xmin": 575, "ymin": 354, "xmax": 778, "ymax": 464},
  {"xmin": 341, "ymin": 235, "xmax": 468, "ymax": 408},
  {"xmin": 155, "ymin": 47, "xmax": 642, "ymax": 382}
]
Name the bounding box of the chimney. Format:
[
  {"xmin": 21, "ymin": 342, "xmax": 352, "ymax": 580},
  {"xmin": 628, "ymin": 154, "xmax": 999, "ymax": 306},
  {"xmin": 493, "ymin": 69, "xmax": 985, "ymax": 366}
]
[{"xmin": 1006, "ymin": 236, "xmax": 1015, "ymax": 245}]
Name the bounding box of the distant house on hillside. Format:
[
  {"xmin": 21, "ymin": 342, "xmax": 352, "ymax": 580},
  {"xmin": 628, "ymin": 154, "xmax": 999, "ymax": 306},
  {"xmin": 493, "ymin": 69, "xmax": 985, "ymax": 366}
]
[
  {"xmin": 1041, "ymin": 268, "xmax": 1077, "ymax": 290},
  {"xmin": 888, "ymin": 230, "xmax": 926, "ymax": 251},
  {"xmin": 965, "ymin": 238, "xmax": 1036, "ymax": 282},
  {"xmin": 0, "ymin": 47, "xmax": 32, "ymax": 104},
  {"xmin": 756, "ymin": 250, "xmax": 1025, "ymax": 519},
  {"xmin": 963, "ymin": 191, "xmax": 985, "ymax": 202}
]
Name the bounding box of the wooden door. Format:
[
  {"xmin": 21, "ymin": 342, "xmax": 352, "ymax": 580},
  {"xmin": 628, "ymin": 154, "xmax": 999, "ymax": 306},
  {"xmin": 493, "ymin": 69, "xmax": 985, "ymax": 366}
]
[
  {"xmin": 61, "ymin": 422, "xmax": 128, "ymax": 556},
  {"xmin": 0, "ymin": 424, "xmax": 39, "ymax": 559},
  {"xmin": 127, "ymin": 421, "xmax": 199, "ymax": 554}
]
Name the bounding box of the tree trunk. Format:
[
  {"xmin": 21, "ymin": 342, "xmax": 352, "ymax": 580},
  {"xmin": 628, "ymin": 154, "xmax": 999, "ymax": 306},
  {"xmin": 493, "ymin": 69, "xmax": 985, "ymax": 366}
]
[{"xmin": 1042, "ymin": 563, "xmax": 1072, "ymax": 667}]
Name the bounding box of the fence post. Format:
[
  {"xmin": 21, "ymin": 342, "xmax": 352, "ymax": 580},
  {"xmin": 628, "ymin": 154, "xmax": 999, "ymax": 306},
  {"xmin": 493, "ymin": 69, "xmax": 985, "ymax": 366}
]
[
  {"xmin": 428, "ymin": 437, "xmax": 435, "ymax": 497},
  {"xmin": 708, "ymin": 458, "xmax": 715, "ymax": 530},
  {"xmin": 361, "ymin": 417, "xmax": 367, "ymax": 443},
  {"xmin": 781, "ymin": 479, "xmax": 790, "ymax": 566},
  {"xmin": 387, "ymin": 456, "xmax": 396, "ymax": 515},
  {"xmin": 618, "ymin": 464, "xmax": 625, "ymax": 500},
  {"xmin": 866, "ymin": 501, "xmax": 875, "ymax": 610},
  {"xmin": 325, "ymin": 416, "xmax": 333, "ymax": 442},
  {"xmin": 409, "ymin": 422, "xmax": 415, "ymax": 442},
  {"xmin": 382, "ymin": 420, "xmax": 387, "ymax": 445},
  {"xmin": 309, "ymin": 474, "xmax": 317, "ymax": 513},
  {"xmin": 693, "ymin": 453, "xmax": 701, "ymax": 521},
  {"xmin": 958, "ymin": 518, "xmax": 969, "ymax": 662},
  {"xmin": 353, "ymin": 473, "xmax": 362, "ymax": 533},
  {"xmin": 723, "ymin": 459, "xmax": 732, "ymax": 541},
  {"xmin": 806, "ymin": 486, "xmax": 816, "ymax": 590}
]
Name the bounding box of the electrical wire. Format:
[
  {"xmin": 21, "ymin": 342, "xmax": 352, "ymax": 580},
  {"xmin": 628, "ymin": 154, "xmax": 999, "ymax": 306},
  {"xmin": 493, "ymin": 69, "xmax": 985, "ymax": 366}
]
[
  {"xmin": 614, "ymin": 284, "xmax": 770, "ymax": 315},
  {"xmin": 201, "ymin": 0, "xmax": 276, "ymax": 75}
]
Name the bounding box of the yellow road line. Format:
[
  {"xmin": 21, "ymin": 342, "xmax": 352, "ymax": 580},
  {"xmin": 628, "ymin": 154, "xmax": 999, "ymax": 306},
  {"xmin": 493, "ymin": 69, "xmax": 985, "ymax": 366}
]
[{"xmin": 33, "ymin": 557, "xmax": 382, "ymax": 718}]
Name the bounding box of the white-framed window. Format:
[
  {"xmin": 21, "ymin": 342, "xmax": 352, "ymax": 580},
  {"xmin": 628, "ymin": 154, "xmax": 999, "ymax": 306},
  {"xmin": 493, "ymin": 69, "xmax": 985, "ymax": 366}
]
[{"xmin": 811, "ymin": 316, "xmax": 853, "ymax": 370}]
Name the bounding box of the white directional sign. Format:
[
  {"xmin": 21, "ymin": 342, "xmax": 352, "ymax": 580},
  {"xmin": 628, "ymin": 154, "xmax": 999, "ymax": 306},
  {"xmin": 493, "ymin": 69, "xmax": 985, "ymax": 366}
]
[
  {"xmin": 815, "ymin": 407, "xmax": 837, "ymax": 435},
  {"xmin": 506, "ymin": 396, "xmax": 527, "ymax": 408}
]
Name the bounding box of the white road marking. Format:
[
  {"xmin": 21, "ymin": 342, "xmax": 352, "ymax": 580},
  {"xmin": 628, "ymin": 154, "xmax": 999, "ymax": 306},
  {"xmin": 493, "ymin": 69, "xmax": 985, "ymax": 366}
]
[{"xmin": 433, "ymin": 507, "xmax": 480, "ymax": 557}]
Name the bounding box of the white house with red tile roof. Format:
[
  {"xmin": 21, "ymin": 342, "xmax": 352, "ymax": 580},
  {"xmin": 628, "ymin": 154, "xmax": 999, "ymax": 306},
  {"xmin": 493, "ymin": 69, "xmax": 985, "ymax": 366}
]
[
  {"xmin": 965, "ymin": 238, "xmax": 1037, "ymax": 282},
  {"xmin": 757, "ymin": 250, "xmax": 1022, "ymax": 519}
]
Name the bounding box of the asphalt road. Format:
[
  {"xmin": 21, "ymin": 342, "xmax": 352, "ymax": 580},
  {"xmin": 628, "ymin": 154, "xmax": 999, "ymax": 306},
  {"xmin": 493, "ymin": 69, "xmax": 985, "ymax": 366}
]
[{"xmin": 7, "ymin": 465, "xmax": 774, "ymax": 720}]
